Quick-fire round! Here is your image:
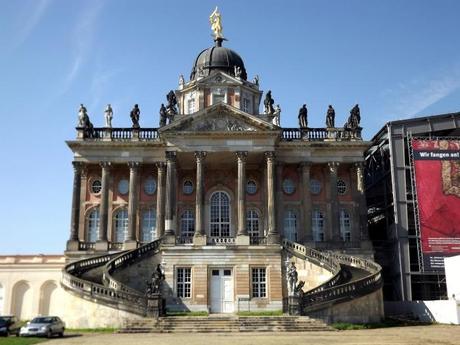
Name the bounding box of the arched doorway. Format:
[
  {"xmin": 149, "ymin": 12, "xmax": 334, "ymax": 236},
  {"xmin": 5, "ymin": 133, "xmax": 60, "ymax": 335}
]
[{"xmin": 11, "ymin": 281, "xmax": 33, "ymax": 320}]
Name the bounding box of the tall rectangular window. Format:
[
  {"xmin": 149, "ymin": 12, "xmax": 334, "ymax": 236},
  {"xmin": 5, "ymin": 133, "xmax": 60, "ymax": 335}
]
[
  {"xmin": 187, "ymin": 98, "xmax": 196, "ymax": 114},
  {"xmin": 176, "ymin": 268, "xmax": 192, "ymax": 298},
  {"xmin": 242, "ymin": 98, "xmax": 250, "ymax": 113},
  {"xmin": 251, "ymin": 268, "xmax": 267, "ymax": 298}
]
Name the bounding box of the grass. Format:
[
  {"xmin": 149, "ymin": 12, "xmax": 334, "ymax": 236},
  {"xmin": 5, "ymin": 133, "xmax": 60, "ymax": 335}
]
[
  {"xmin": 0, "ymin": 337, "xmax": 47, "ymax": 345},
  {"xmin": 332, "ymin": 318, "xmax": 433, "ymax": 330},
  {"xmin": 237, "ymin": 310, "xmax": 284, "ymax": 316},
  {"xmin": 165, "ymin": 311, "xmax": 209, "ymax": 317}
]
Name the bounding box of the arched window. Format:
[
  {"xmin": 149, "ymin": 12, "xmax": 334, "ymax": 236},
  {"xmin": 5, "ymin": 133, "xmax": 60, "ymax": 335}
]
[
  {"xmin": 246, "ymin": 209, "xmax": 260, "ymax": 238},
  {"xmin": 210, "ymin": 191, "xmax": 230, "ymax": 237},
  {"xmin": 284, "ymin": 210, "xmax": 297, "ymax": 241},
  {"xmin": 141, "ymin": 209, "xmax": 156, "ymax": 242},
  {"xmin": 312, "ymin": 209, "xmax": 325, "ymax": 242},
  {"xmin": 181, "ymin": 210, "xmax": 195, "ymax": 237},
  {"xmin": 0, "ymin": 283, "xmax": 4, "ymax": 314},
  {"xmin": 87, "ymin": 207, "xmax": 100, "ymax": 243},
  {"xmin": 114, "ymin": 208, "xmax": 128, "ymax": 243},
  {"xmin": 340, "ymin": 209, "xmax": 351, "ymax": 242}
]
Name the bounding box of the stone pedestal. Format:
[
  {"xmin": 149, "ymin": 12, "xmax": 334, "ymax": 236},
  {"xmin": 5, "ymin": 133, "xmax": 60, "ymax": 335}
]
[
  {"xmin": 103, "ymin": 128, "xmax": 112, "ymax": 141},
  {"xmin": 95, "ymin": 240, "xmax": 108, "ymax": 251},
  {"xmin": 236, "ymin": 235, "xmax": 250, "ymax": 245},
  {"xmin": 193, "ymin": 234, "xmax": 207, "ymax": 246},
  {"xmin": 146, "ymin": 293, "xmax": 165, "ymax": 318},
  {"xmin": 162, "ymin": 234, "xmax": 176, "ymax": 246},
  {"xmin": 267, "ymin": 233, "xmax": 280, "ymax": 245},
  {"xmin": 123, "ymin": 240, "xmax": 137, "ymax": 250},
  {"xmin": 288, "ymin": 295, "xmax": 301, "ymax": 315},
  {"xmin": 132, "ymin": 128, "xmax": 139, "ymax": 141},
  {"xmin": 66, "ymin": 240, "xmax": 79, "ymax": 251}
]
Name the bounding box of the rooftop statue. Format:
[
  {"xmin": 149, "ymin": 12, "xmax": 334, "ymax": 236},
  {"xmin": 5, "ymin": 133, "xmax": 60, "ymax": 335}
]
[
  {"xmin": 346, "ymin": 104, "xmax": 361, "ymax": 130},
  {"xmin": 264, "ymin": 90, "xmax": 275, "ymax": 115},
  {"xmin": 104, "ymin": 104, "xmax": 113, "ymax": 128},
  {"xmin": 209, "ymin": 7, "xmax": 223, "ymax": 39},
  {"xmin": 298, "ymin": 104, "xmax": 308, "ymax": 128},
  {"xmin": 130, "ymin": 104, "xmax": 140, "ymax": 129},
  {"xmin": 166, "ymin": 90, "xmax": 178, "ymax": 122},
  {"xmin": 326, "ymin": 105, "xmax": 335, "ymax": 128},
  {"xmin": 253, "ymin": 75, "xmax": 259, "ymax": 86},
  {"xmin": 273, "ymin": 104, "xmax": 281, "ymax": 126},
  {"xmin": 178, "ymin": 74, "xmax": 185, "ymax": 88},
  {"xmin": 78, "ymin": 104, "xmax": 87, "ymax": 127},
  {"xmin": 287, "ymin": 262, "xmax": 298, "ymax": 296},
  {"xmin": 159, "ymin": 103, "xmax": 167, "ymax": 127}
]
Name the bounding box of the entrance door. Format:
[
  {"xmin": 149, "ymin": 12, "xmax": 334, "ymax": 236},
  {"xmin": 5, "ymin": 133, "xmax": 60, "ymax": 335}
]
[{"xmin": 210, "ymin": 268, "xmax": 234, "ymax": 313}]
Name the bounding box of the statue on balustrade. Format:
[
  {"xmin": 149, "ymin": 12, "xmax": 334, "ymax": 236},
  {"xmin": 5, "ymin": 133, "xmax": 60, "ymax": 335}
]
[
  {"xmin": 345, "ymin": 104, "xmax": 361, "ymax": 130},
  {"xmin": 78, "ymin": 104, "xmax": 95, "ymax": 138},
  {"xmin": 298, "ymin": 104, "xmax": 308, "ymax": 128},
  {"xmin": 146, "ymin": 264, "xmax": 165, "ymax": 297},
  {"xmin": 159, "ymin": 103, "xmax": 167, "ymax": 127},
  {"xmin": 104, "ymin": 104, "xmax": 113, "ymax": 128},
  {"xmin": 264, "ymin": 90, "xmax": 275, "ymax": 115},
  {"xmin": 78, "ymin": 104, "xmax": 87, "ymax": 127},
  {"xmin": 326, "ymin": 105, "xmax": 335, "ymax": 128},
  {"xmin": 166, "ymin": 90, "xmax": 178, "ymax": 123},
  {"xmin": 287, "ymin": 262, "xmax": 298, "ymax": 296},
  {"xmin": 130, "ymin": 104, "xmax": 140, "ymax": 128}
]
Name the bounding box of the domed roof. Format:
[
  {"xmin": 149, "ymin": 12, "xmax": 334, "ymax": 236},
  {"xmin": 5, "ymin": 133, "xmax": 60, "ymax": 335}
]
[{"xmin": 190, "ymin": 39, "xmax": 247, "ymax": 81}]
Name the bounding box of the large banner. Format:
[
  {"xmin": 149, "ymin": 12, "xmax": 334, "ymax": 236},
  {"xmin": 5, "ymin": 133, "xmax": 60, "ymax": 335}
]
[{"xmin": 412, "ymin": 139, "xmax": 460, "ymax": 271}]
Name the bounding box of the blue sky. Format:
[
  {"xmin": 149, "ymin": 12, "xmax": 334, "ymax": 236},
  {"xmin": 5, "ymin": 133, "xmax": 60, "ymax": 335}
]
[{"xmin": 0, "ymin": 0, "xmax": 459, "ymax": 254}]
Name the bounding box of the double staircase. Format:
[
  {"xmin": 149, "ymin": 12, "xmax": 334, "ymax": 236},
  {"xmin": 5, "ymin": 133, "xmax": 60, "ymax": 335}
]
[
  {"xmin": 61, "ymin": 238, "xmax": 382, "ymax": 330},
  {"xmin": 120, "ymin": 315, "xmax": 333, "ymax": 333}
]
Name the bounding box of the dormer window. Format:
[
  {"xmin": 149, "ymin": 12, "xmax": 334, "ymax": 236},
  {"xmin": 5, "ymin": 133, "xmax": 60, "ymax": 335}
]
[
  {"xmin": 212, "ymin": 88, "xmax": 226, "ymax": 105},
  {"xmin": 242, "ymin": 98, "xmax": 251, "ymax": 113},
  {"xmin": 188, "ymin": 98, "xmax": 196, "ymax": 114}
]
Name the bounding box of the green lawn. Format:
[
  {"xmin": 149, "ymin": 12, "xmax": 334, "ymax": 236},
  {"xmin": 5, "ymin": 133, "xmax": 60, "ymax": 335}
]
[{"xmin": 0, "ymin": 337, "xmax": 47, "ymax": 345}]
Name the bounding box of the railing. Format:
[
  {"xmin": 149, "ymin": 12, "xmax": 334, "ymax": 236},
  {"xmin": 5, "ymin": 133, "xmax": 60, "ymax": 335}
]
[
  {"xmin": 139, "ymin": 128, "xmax": 159, "ymax": 140},
  {"xmin": 207, "ymin": 237, "xmax": 236, "ymax": 245},
  {"xmin": 282, "ymin": 239, "xmax": 382, "ymax": 312},
  {"xmin": 109, "ymin": 242, "xmax": 124, "ymax": 250},
  {"xmin": 281, "ymin": 127, "xmax": 362, "ymax": 141},
  {"xmin": 61, "ymin": 252, "xmax": 148, "ymax": 316},
  {"xmin": 78, "ymin": 242, "xmax": 95, "ymax": 250},
  {"xmin": 103, "ymin": 239, "xmax": 162, "ymax": 294},
  {"xmin": 176, "ymin": 236, "xmax": 194, "ymax": 244},
  {"xmin": 111, "ymin": 128, "xmax": 133, "ymax": 140},
  {"xmin": 77, "ymin": 127, "xmax": 159, "ymax": 141},
  {"xmin": 250, "ymin": 236, "xmax": 267, "ymax": 245}
]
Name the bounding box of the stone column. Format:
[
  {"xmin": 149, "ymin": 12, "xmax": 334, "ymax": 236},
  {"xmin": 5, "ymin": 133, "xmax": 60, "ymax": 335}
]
[
  {"xmin": 301, "ymin": 162, "xmax": 313, "ymax": 244},
  {"xmin": 266, "ymin": 152, "xmax": 280, "ymax": 244},
  {"xmin": 164, "ymin": 152, "xmax": 177, "ymax": 243},
  {"xmin": 327, "ymin": 162, "xmax": 340, "ymax": 242},
  {"xmin": 125, "ymin": 161, "xmax": 140, "ymax": 249},
  {"xmin": 67, "ymin": 161, "xmax": 83, "ymax": 251},
  {"xmin": 96, "ymin": 161, "xmax": 111, "ymax": 251},
  {"xmin": 155, "ymin": 162, "xmax": 166, "ymax": 239},
  {"xmin": 355, "ymin": 162, "xmax": 372, "ymax": 248},
  {"xmin": 236, "ymin": 151, "xmax": 249, "ymax": 245},
  {"xmin": 194, "ymin": 151, "xmax": 207, "ymax": 245}
]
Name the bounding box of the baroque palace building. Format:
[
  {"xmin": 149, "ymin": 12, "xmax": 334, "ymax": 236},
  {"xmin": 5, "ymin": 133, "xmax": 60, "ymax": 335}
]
[{"xmin": 1, "ymin": 13, "xmax": 384, "ymax": 328}]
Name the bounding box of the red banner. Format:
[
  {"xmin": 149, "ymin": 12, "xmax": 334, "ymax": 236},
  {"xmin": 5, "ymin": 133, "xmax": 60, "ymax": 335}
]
[{"xmin": 412, "ymin": 139, "xmax": 460, "ymax": 269}]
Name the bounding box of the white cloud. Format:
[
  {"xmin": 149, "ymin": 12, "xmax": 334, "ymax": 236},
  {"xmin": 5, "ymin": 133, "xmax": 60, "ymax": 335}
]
[
  {"xmin": 13, "ymin": 0, "xmax": 52, "ymax": 49},
  {"xmin": 380, "ymin": 66, "xmax": 460, "ymax": 120}
]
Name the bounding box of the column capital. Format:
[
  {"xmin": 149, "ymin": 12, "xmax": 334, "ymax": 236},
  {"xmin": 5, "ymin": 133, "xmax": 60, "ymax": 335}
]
[
  {"xmin": 236, "ymin": 151, "xmax": 248, "ymax": 161},
  {"xmin": 100, "ymin": 161, "xmax": 112, "ymax": 170},
  {"xmin": 128, "ymin": 161, "xmax": 140, "ymax": 170},
  {"xmin": 156, "ymin": 161, "xmax": 166, "ymax": 170},
  {"xmin": 264, "ymin": 151, "xmax": 275, "ymax": 161},
  {"xmin": 328, "ymin": 161, "xmax": 339, "ymax": 173},
  {"xmin": 72, "ymin": 161, "xmax": 84, "ymax": 173},
  {"xmin": 194, "ymin": 151, "xmax": 207, "ymax": 161},
  {"xmin": 165, "ymin": 151, "xmax": 177, "ymax": 162}
]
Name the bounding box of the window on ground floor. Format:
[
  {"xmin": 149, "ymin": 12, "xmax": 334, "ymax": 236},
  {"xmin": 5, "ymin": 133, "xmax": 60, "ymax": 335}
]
[
  {"xmin": 251, "ymin": 268, "xmax": 267, "ymax": 298},
  {"xmin": 176, "ymin": 268, "xmax": 192, "ymax": 298}
]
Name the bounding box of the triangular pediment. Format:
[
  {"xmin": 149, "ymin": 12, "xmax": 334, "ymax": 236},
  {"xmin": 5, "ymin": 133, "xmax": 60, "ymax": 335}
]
[
  {"xmin": 159, "ymin": 103, "xmax": 278, "ymax": 134},
  {"xmin": 196, "ymin": 71, "xmax": 243, "ymax": 86}
]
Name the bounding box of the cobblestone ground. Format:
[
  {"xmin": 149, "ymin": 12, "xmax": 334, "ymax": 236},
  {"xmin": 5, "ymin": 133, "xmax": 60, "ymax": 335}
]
[{"xmin": 42, "ymin": 325, "xmax": 460, "ymax": 345}]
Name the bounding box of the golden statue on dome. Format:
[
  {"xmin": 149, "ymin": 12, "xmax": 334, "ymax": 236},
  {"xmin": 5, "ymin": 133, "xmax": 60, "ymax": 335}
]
[{"xmin": 209, "ymin": 7, "xmax": 223, "ymax": 39}]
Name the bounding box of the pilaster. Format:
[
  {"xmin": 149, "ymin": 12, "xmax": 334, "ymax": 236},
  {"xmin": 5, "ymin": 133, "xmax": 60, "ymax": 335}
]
[
  {"xmin": 194, "ymin": 151, "xmax": 207, "ymax": 245},
  {"xmin": 125, "ymin": 161, "xmax": 140, "ymax": 249},
  {"xmin": 236, "ymin": 151, "xmax": 249, "ymax": 245},
  {"xmin": 96, "ymin": 161, "xmax": 111, "ymax": 251},
  {"xmin": 156, "ymin": 162, "xmax": 166, "ymax": 238},
  {"xmin": 164, "ymin": 152, "xmax": 177, "ymax": 243},
  {"xmin": 266, "ymin": 152, "xmax": 280, "ymax": 244},
  {"xmin": 67, "ymin": 161, "xmax": 83, "ymax": 251}
]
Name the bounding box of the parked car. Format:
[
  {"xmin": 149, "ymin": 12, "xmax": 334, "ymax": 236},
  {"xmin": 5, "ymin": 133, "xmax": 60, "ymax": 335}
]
[
  {"xmin": 20, "ymin": 316, "xmax": 65, "ymax": 338},
  {"xmin": 0, "ymin": 315, "xmax": 21, "ymax": 337}
]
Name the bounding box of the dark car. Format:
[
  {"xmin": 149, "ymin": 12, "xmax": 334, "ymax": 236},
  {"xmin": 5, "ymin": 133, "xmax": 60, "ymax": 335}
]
[
  {"xmin": 20, "ymin": 316, "xmax": 65, "ymax": 338},
  {"xmin": 0, "ymin": 315, "xmax": 21, "ymax": 336}
]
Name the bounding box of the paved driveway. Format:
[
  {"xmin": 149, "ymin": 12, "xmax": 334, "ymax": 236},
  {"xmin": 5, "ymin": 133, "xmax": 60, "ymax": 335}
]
[{"xmin": 43, "ymin": 325, "xmax": 459, "ymax": 345}]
